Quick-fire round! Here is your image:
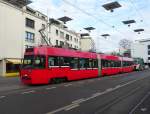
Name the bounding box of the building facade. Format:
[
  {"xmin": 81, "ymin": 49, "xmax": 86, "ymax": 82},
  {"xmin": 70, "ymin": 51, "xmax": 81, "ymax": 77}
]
[
  {"xmin": 80, "ymin": 37, "xmax": 95, "ymax": 52},
  {"xmin": 131, "ymin": 38, "xmax": 150, "ymax": 66},
  {"xmin": 49, "ymin": 22, "xmax": 80, "ymax": 50},
  {"xmin": 0, "ymin": 0, "xmax": 81, "ymax": 77},
  {"xmin": 0, "ymin": 0, "xmax": 48, "ymax": 77}
]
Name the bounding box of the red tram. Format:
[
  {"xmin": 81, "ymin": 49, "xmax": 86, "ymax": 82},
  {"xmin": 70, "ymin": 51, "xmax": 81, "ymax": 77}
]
[{"xmin": 20, "ymin": 46, "xmax": 134, "ymax": 84}]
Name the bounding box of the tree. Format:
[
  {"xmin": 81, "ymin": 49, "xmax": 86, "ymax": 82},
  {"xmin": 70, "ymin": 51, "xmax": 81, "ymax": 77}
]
[{"xmin": 119, "ymin": 39, "xmax": 132, "ymax": 49}]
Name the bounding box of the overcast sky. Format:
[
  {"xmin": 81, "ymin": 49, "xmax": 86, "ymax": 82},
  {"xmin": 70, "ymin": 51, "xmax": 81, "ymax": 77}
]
[{"xmin": 29, "ymin": 0, "xmax": 150, "ymax": 52}]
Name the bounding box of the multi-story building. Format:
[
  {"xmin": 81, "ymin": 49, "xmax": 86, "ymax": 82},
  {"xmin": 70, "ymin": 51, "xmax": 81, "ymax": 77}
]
[
  {"xmin": 0, "ymin": 0, "xmax": 81, "ymax": 77},
  {"xmin": 0, "ymin": 0, "xmax": 48, "ymax": 77},
  {"xmin": 80, "ymin": 36, "xmax": 95, "ymax": 52},
  {"xmin": 48, "ymin": 19, "xmax": 81, "ymax": 50},
  {"xmin": 131, "ymin": 38, "xmax": 150, "ymax": 66}
]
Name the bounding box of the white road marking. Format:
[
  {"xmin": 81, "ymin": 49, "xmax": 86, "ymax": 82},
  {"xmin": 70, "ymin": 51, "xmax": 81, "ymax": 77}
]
[
  {"xmin": 46, "ymin": 87, "xmax": 56, "ymax": 90},
  {"xmin": 140, "ymin": 108, "xmax": 147, "ymax": 112},
  {"xmin": 72, "ymin": 98, "xmax": 85, "ymax": 104},
  {"xmin": 92, "ymin": 92, "xmax": 103, "ymax": 97},
  {"xmin": 21, "ymin": 90, "xmax": 35, "ymax": 94},
  {"xmin": 0, "ymin": 96, "xmax": 6, "ymax": 99},
  {"xmin": 115, "ymin": 85, "xmax": 122, "ymax": 89},
  {"xmin": 64, "ymin": 84, "xmax": 72, "ymax": 87},
  {"xmin": 129, "ymin": 91, "xmax": 150, "ymax": 114},
  {"xmin": 64, "ymin": 104, "xmax": 80, "ymax": 111},
  {"xmin": 106, "ymin": 88, "xmax": 113, "ymax": 92},
  {"xmin": 46, "ymin": 76, "xmax": 149, "ymax": 114}
]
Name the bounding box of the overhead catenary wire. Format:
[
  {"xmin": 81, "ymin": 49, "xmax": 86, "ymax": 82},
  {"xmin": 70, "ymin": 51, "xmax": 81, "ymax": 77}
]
[
  {"xmin": 127, "ymin": 0, "xmax": 150, "ymax": 27},
  {"xmin": 62, "ymin": 0, "xmax": 132, "ymax": 39}
]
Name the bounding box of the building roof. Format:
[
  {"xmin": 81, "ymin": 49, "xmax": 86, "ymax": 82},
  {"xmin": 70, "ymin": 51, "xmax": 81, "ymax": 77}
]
[{"xmin": 3, "ymin": 0, "xmax": 32, "ymax": 7}]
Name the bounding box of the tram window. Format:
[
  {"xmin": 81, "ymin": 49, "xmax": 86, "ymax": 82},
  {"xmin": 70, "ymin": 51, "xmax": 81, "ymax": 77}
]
[
  {"xmin": 85, "ymin": 59, "xmax": 89, "ymax": 68},
  {"xmin": 117, "ymin": 61, "xmax": 121, "ymax": 67},
  {"xmin": 107, "ymin": 61, "xmax": 110, "ymax": 67},
  {"xmin": 79, "ymin": 58, "xmax": 86, "ymax": 68},
  {"xmin": 89, "ymin": 59, "xmax": 93, "ymax": 68},
  {"xmin": 114, "ymin": 61, "xmax": 117, "ymax": 67},
  {"xmin": 101, "ymin": 60, "xmax": 105, "ymax": 67},
  {"xmin": 102, "ymin": 60, "xmax": 108, "ymax": 67},
  {"xmin": 123, "ymin": 61, "xmax": 125, "ymax": 67},
  {"xmin": 59, "ymin": 57, "xmax": 64, "ymax": 66},
  {"xmin": 123, "ymin": 61, "xmax": 128, "ymax": 67},
  {"xmin": 70, "ymin": 58, "xmax": 78, "ymax": 69},
  {"xmin": 34, "ymin": 56, "xmax": 46, "ymax": 69},
  {"xmin": 48, "ymin": 57, "xmax": 59, "ymax": 67},
  {"xmin": 63, "ymin": 57, "xmax": 71, "ymax": 66},
  {"xmin": 93, "ymin": 59, "xmax": 98, "ymax": 68},
  {"xmin": 110, "ymin": 61, "xmax": 114, "ymax": 67}
]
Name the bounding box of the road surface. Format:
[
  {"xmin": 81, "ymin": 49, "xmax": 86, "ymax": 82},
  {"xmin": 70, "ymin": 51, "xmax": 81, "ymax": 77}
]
[{"xmin": 0, "ymin": 70, "xmax": 150, "ymax": 114}]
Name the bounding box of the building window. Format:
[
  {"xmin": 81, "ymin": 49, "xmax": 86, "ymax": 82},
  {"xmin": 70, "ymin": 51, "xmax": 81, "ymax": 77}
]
[
  {"xmin": 148, "ymin": 45, "xmax": 150, "ymax": 49},
  {"xmin": 26, "ymin": 18, "xmax": 35, "ymax": 28},
  {"xmin": 42, "ymin": 24, "xmax": 45, "ymax": 29},
  {"xmin": 25, "ymin": 31, "xmax": 35, "ymax": 42},
  {"xmin": 56, "ymin": 29, "xmax": 59, "ymax": 36},
  {"xmin": 66, "ymin": 34, "xmax": 69, "ymax": 41},
  {"xmin": 148, "ymin": 51, "xmax": 150, "ymax": 55},
  {"xmin": 148, "ymin": 57, "xmax": 150, "ymax": 60},
  {"xmin": 56, "ymin": 40, "xmax": 59, "ymax": 46},
  {"xmin": 60, "ymin": 31, "xmax": 64, "ymax": 38},
  {"xmin": 70, "ymin": 36, "xmax": 72, "ymax": 41},
  {"xmin": 60, "ymin": 41, "xmax": 64, "ymax": 47},
  {"xmin": 76, "ymin": 39, "xmax": 78, "ymax": 43},
  {"xmin": 74, "ymin": 38, "xmax": 77, "ymax": 42}
]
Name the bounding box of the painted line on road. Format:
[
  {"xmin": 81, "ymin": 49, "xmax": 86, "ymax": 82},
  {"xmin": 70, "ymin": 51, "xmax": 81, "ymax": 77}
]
[
  {"xmin": 106, "ymin": 88, "xmax": 113, "ymax": 92},
  {"xmin": 64, "ymin": 84, "xmax": 72, "ymax": 87},
  {"xmin": 115, "ymin": 85, "xmax": 122, "ymax": 89},
  {"xmin": 72, "ymin": 98, "xmax": 85, "ymax": 104},
  {"xmin": 21, "ymin": 90, "xmax": 35, "ymax": 94},
  {"xmin": 46, "ymin": 76, "xmax": 149, "ymax": 114},
  {"xmin": 64, "ymin": 104, "xmax": 80, "ymax": 111},
  {"xmin": 95, "ymin": 86, "xmax": 141, "ymax": 114},
  {"xmin": 46, "ymin": 87, "xmax": 56, "ymax": 90},
  {"xmin": 0, "ymin": 96, "xmax": 6, "ymax": 99},
  {"xmin": 129, "ymin": 91, "xmax": 150, "ymax": 114}
]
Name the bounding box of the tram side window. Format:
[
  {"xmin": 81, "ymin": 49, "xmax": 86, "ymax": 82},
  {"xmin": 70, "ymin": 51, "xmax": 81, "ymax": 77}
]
[
  {"xmin": 59, "ymin": 57, "xmax": 71, "ymax": 66},
  {"xmin": 48, "ymin": 57, "xmax": 59, "ymax": 67},
  {"xmin": 101, "ymin": 60, "xmax": 108, "ymax": 67},
  {"xmin": 79, "ymin": 58, "xmax": 86, "ymax": 69},
  {"xmin": 123, "ymin": 61, "xmax": 126, "ymax": 67},
  {"xmin": 89, "ymin": 59, "xmax": 93, "ymax": 68},
  {"xmin": 102, "ymin": 60, "xmax": 105, "ymax": 67},
  {"xmin": 70, "ymin": 58, "xmax": 78, "ymax": 69},
  {"xmin": 110, "ymin": 61, "xmax": 114, "ymax": 67},
  {"xmin": 123, "ymin": 61, "xmax": 130, "ymax": 67},
  {"xmin": 93, "ymin": 59, "xmax": 98, "ymax": 68},
  {"xmin": 63, "ymin": 57, "xmax": 71, "ymax": 66},
  {"xmin": 116, "ymin": 61, "xmax": 121, "ymax": 67},
  {"xmin": 34, "ymin": 56, "xmax": 46, "ymax": 69}
]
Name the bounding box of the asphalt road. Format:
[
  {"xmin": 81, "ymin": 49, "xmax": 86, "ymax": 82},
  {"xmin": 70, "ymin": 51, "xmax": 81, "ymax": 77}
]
[{"xmin": 0, "ymin": 70, "xmax": 150, "ymax": 114}]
